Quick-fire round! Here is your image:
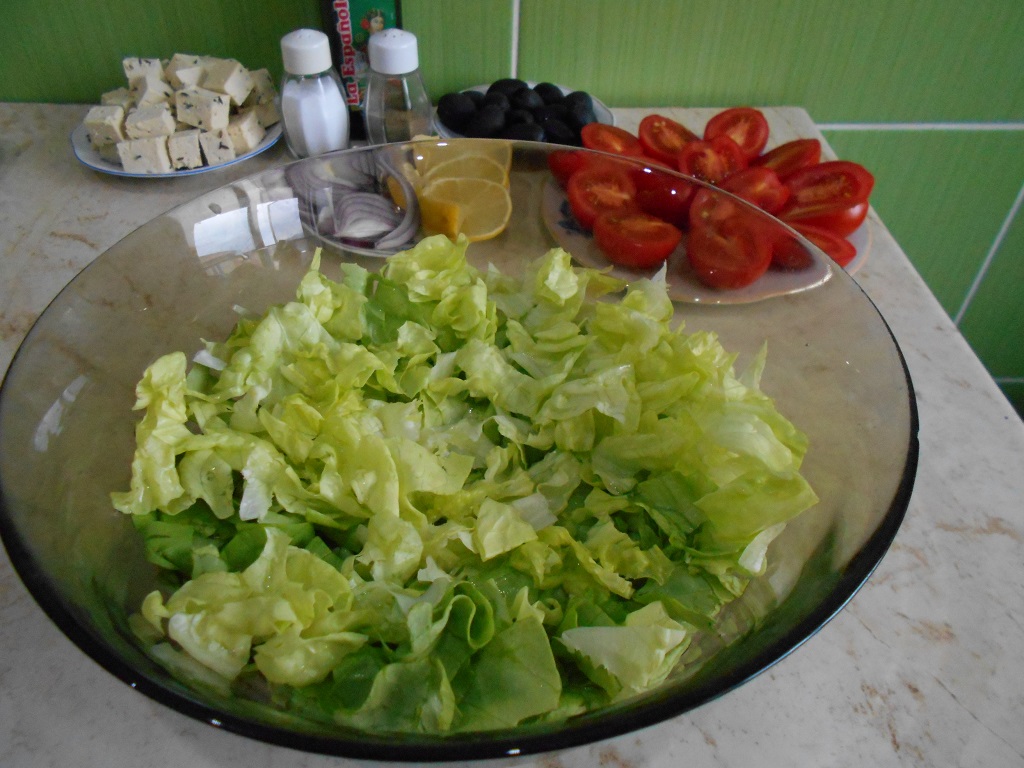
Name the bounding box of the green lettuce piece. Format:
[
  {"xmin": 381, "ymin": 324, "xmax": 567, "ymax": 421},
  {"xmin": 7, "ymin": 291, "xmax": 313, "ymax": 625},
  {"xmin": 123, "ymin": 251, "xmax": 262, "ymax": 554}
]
[
  {"xmin": 340, "ymin": 657, "xmax": 456, "ymax": 733},
  {"xmin": 559, "ymin": 602, "xmax": 690, "ymax": 698},
  {"xmin": 472, "ymin": 498, "xmax": 538, "ymax": 560},
  {"xmin": 111, "ymin": 351, "xmax": 193, "ymax": 515},
  {"xmin": 455, "ymin": 617, "xmax": 562, "ymax": 731}
]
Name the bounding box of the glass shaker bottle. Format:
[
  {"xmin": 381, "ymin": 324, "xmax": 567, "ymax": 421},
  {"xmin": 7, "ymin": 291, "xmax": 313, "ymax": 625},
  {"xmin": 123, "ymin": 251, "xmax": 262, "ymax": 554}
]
[
  {"xmin": 280, "ymin": 28, "xmax": 350, "ymax": 158},
  {"xmin": 363, "ymin": 29, "xmax": 432, "ymax": 144}
]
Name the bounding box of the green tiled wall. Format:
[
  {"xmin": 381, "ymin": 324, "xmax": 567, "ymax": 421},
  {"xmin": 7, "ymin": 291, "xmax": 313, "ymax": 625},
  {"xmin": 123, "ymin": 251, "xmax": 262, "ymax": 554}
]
[
  {"xmin": 1, "ymin": 0, "xmax": 1022, "ymax": 417},
  {"xmin": 821, "ymin": 130, "xmax": 1024, "ymax": 316},
  {"xmin": 0, "ymin": 0, "xmax": 320, "ymax": 102}
]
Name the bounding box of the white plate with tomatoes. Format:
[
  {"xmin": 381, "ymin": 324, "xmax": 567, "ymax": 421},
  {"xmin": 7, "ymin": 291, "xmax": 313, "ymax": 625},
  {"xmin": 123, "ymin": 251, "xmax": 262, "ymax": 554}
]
[
  {"xmin": 542, "ymin": 178, "xmax": 841, "ymax": 304},
  {"xmin": 544, "ymin": 108, "xmax": 875, "ymax": 300}
]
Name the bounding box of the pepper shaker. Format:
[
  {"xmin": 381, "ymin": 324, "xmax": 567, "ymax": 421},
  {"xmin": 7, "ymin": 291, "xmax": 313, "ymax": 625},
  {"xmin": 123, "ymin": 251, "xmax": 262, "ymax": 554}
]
[{"xmin": 363, "ymin": 29, "xmax": 432, "ymax": 144}]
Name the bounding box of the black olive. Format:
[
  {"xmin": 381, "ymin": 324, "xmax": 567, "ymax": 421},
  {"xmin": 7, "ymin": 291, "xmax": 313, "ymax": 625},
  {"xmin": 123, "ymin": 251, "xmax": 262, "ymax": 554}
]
[
  {"xmin": 531, "ymin": 103, "xmax": 570, "ymax": 123},
  {"xmin": 497, "ymin": 122, "xmax": 546, "ymax": 141},
  {"xmin": 462, "ymin": 104, "xmax": 506, "ymax": 137},
  {"xmin": 510, "ymin": 87, "xmax": 545, "ymax": 111},
  {"xmin": 565, "ymin": 100, "xmax": 597, "ymax": 131},
  {"xmin": 532, "ymin": 82, "xmax": 565, "ymax": 105},
  {"xmin": 482, "ymin": 91, "xmax": 511, "ymax": 112},
  {"xmin": 563, "ymin": 91, "xmax": 594, "ymax": 113},
  {"xmin": 506, "ymin": 108, "xmax": 536, "ymax": 126},
  {"xmin": 462, "ymin": 89, "xmax": 486, "ymax": 108},
  {"xmin": 487, "ymin": 78, "xmax": 529, "ymax": 97},
  {"xmin": 540, "ymin": 117, "xmax": 577, "ymax": 145},
  {"xmin": 437, "ymin": 91, "xmax": 478, "ymax": 132}
]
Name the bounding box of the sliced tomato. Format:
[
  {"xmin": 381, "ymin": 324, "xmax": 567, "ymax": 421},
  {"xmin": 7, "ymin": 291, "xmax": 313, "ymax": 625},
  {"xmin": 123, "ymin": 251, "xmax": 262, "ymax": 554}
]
[
  {"xmin": 548, "ymin": 150, "xmax": 591, "ymax": 188},
  {"xmin": 686, "ymin": 188, "xmax": 772, "ymax": 289},
  {"xmin": 779, "ymin": 161, "xmax": 875, "ymax": 221},
  {"xmin": 792, "ymin": 223, "xmax": 858, "ymax": 268},
  {"xmin": 784, "ymin": 200, "xmax": 868, "ymax": 237},
  {"xmin": 751, "ymin": 138, "xmax": 821, "ymax": 176},
  {"xmin": 566, "ymin": 165, "xmax": 637, "ymax": 230},
  {"xmin": 594, "ymin": 210, "xmax": 683, "ymax": 269},
  {"xmin": 581, "ymin": 123, "xmax": 646, "ymax": 157},
  {"xmin": 638, "ymin": 114, "xmax": 699, "ymax": 165},
  {"xmin": 704, "ymin": 107, "xmax": 770, "ymax": 161},
  {"xmin": 720, "ymin": 166, "xmax": 790, "ymax": 214},
  {"xmin": 770, "ymin": 232, "xmax": 815, "ymax": 271},
  {"xmin": 678, "ymin": 136, "xmax": 747, "ymax": 185},
  {"xmin": 630, "ymin": 165, "xmax": 695, "ymax": 228}
]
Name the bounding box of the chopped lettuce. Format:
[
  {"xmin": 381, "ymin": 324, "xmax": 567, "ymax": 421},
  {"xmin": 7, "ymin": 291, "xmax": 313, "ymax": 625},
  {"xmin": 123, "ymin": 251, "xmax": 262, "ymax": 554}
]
[{"xmin": 114, "ymin": 235, "xmax": 817, "ymax": 732}]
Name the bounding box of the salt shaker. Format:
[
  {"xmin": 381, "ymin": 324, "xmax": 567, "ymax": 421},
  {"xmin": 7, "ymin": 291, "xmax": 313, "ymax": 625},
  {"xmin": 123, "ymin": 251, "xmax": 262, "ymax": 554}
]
[
  {"xmin": 280, "ymin": 29, "xmax": 350, "ymax": 158},
  {"xmin": 363, "ymin": 29, "xmax": 432, "ymax": 144}
]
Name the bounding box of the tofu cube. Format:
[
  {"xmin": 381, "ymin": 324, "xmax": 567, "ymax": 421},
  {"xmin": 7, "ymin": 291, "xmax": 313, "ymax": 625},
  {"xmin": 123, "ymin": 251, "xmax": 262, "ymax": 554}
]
[
  {"xmin": 176, "ymin": 86, "xmax": 230, "ymax": 131},
  {"xmin": 199, "ymin": 129, "xmax": 236, "ymax": 165},
  {"xmin": 174, "ymin": 66, "xmax": 206, "ymax": 90},
  {"xmin": 243, "ymin": 68, "xmax": 277, "ymax": 107},
  {"xmin": 226, "ymin": 109, "xmax": 266, "ymax": 154},
  {"xmin": 124, "ymin": 104, "xmax": 176, "ymax": 139},
  {"xmin": 117, "ymin": 136, "xmax": 173, "ymax": 174},
  {"xmin": 164, "ymin": 53, "xmax": 205, "ymax": 88},
  {"xmin": 96, "ymin": 142, "xmax": 123, "ymax": 165},
  {"xmin": 167, "ymin": 129, "xmax": 204, "ymax": 170},
  {"xmin": 131, "ymin": 73, "xmax": 175, "ymax": 107},
  {"xmin": 203, "ymin": 58, "xmax": 254, "ymax": 106},
  {"xmin": 83, "ymin": 105, "xmax": 126, "ymax": 146},
  {"xmin": 251, "ymin": 99, "xmax": 280, "ymax": 128},
  {"xmin": 101, "ymin": 87, "xmax": 135, "ymax": 111},
  {"xmin": 122, "ymin": 57, "xmax": 164, "ymax": 83}
]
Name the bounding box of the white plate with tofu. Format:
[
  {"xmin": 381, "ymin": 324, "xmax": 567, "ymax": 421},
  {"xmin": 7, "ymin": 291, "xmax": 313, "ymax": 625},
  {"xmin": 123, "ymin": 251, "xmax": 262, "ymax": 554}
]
[
  {"xmin": 71, "ymin": 53, "xmax": 284, "ymax": 178},
  {"xmin": 71, "ymin": 121, "xmax": 282, "ymax": 178}
]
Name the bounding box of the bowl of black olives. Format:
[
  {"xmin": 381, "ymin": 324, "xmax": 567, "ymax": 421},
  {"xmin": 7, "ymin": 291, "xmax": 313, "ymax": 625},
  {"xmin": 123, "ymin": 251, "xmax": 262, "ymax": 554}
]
[{"xmin": 433, "ymin": 78, "xmax": 614, "ymax": 146}]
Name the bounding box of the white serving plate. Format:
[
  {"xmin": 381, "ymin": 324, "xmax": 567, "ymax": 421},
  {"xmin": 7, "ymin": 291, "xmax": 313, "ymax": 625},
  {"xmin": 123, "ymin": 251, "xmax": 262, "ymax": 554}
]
[{"xmin": 70, "ymin": 122, "xmax": 282, "ymax": 179}]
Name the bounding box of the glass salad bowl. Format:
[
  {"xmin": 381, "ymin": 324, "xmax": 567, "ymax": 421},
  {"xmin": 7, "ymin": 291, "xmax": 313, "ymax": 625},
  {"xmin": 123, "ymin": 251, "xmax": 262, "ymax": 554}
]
[{"xmin": 0, "ymin": 140, "xmax": 917, "ymax": 761}]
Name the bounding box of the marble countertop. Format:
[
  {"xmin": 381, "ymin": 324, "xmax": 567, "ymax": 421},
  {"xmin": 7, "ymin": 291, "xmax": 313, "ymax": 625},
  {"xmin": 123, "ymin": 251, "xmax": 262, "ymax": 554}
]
[{"xmin": 1, "ymin": 103, "xmax": 1022, "ymax": 768}]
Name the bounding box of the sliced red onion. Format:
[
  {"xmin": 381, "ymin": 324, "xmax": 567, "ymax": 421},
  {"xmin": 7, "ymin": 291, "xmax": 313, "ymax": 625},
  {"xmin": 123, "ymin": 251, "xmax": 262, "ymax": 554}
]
[{"xmin": 334, "ymin": 192, "xmax": 404, "ymax": 239}]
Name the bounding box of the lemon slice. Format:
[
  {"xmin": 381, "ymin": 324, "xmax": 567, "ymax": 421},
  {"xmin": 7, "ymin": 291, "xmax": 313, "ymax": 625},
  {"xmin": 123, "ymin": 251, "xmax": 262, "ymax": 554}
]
[
  {"xmin": 385, "ymin": 160, "xmax": 422, "ymax": 209},
  {"xmin": 413, "ymin": 139, "xmax": 513, "ymax": 175},
  {"xmin": 422, "ymin": 154, "xmax": 509, "ymax": 187},
  {"xmin": 419, "ymin": 177, "xmax": 512, "ymax": 242},
  {"xmin": 418, "ymin": 193, "xmax": 462, "ymax": 239}
]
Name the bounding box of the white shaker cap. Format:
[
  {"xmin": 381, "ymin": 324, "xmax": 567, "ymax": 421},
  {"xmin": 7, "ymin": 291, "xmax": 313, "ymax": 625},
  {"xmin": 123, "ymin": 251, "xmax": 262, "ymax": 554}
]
[
  {"xmin": 281, "ymin": 29, "xmax": 333, "ymax": 76},
  {"xmin": 368, "ymin": 29, "xmax": 420, "ymax": 75}
]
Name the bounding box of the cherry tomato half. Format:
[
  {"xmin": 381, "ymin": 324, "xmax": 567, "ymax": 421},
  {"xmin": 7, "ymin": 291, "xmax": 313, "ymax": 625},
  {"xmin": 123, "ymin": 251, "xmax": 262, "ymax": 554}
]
[
  {"xmin": 720, "ymin": 166, "xmax": 790, "ymax": 214},
  {"xmin": 594, "ymin": 210, "xmax": 683, "ymax": 269},
  {"xmin": 704, "ymin": 107, "xmax": 770, "ymax": 161},
  {"xmin": 686, "ymin": 188, "xmax": 772, "ymax": 289},
  {"xmin": 638, "ymin": 114, "xmax": 699, "ymax": 165},
  {"xmin": 581, "ymin": 123, "xmax": 646, "ymax": 157},
  {"xmin": 792, "ymin": 223, "xmax": 858, "ymax": 268},
  {"xmin": 630, "ymin": 165, "xmax": 695, "ymax": 228},
  {"xmin": 566, "ymin": 165, "xmax": 637, "ymax": 230},
  {"xmin": 678, "ymin": 135, "xmax": 747, "ymax": 185},
  {"xmin": 751, "ymin": 138, "xmax": 821, "ymax": 177},
  {"xmin": 770, "ymin": 232, "xmax": 815, "ymax": 271},
  {"xmin": 779, "ymin": 160, "xmax": 875, "ymax": 220},
  {"xmin": 548, "ymin": 150, "xmax": 591, "ymax": 188},
  {"xmin": 784, "ymin": 200, "xmax": 868, "ymax": 238}
]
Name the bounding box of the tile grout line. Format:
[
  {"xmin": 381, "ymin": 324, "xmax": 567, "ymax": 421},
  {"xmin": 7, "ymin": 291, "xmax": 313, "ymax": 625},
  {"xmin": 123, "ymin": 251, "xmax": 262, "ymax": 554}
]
[
  {"xmin": 954, "ymin": 179, "xmax": 1024, "ymax": 326},
  {"xmin": 510, "ymin": 0, "xmax": 521, "ymax": 77},
  {"xmin": 819, "ymin": 122, "xmax": 1024, "ymax": 131}
]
